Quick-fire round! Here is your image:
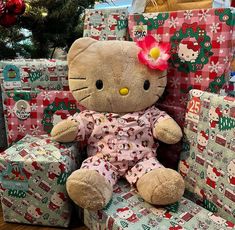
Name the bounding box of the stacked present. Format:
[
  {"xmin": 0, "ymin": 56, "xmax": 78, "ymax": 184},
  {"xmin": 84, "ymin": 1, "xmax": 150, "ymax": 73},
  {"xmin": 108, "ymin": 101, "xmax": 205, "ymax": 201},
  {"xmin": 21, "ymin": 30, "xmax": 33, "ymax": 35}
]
[
  {"xmin": 0, "ymin": 135, "xmax": 79, "ymax": 227},
  {"xmin": 0, "ymin": 0, "xmax": 234, "ymax": 229},
  {"xmin": 3, "ymin": 90, "xmax": 84, "ymax": 145},
  {"xmin": 0, "ymin": 59, "xmax": 69, "ymax": 91}
]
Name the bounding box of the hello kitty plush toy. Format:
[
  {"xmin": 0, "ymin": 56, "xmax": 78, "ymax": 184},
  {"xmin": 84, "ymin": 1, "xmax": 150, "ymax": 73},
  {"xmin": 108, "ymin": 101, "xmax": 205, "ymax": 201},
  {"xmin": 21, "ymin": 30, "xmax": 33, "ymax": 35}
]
[{"xmin": 51, "ymin": 36, "xmax": 185, "ymax": 210}]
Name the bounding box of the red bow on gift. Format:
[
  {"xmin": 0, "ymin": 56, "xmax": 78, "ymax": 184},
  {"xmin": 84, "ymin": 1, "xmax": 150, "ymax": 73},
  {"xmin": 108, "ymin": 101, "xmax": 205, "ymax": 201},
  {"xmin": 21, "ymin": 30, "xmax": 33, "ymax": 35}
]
[{"xmin": 182, "ymin": 22, "xmax": 198, "ymax": 34}]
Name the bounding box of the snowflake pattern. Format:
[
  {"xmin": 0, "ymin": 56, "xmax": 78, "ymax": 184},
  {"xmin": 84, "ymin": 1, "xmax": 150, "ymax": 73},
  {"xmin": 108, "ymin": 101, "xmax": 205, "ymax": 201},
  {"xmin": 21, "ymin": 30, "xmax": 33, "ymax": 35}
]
[
  {"xmin": 179, "ymin": 97, "xmax": 188, "ymax": 106},
  {"xmin": 195, "ymin": 75, "xmax": 203, "ymax": 84},
  {"xmin": 223, "ymin": 56, "xmax": 229, "ymax": 64},
  {"xmin": 176, "ymin": 110, "xmax": 185, "ymax": 122},
  {"xmin": 169, "ymin": 78, "xmax": 180, "ymax": 88},
  {"xmin": 17, "ymin": 124, "xmax": 26, "ymax": 133},
  {"xmin": 184, "ymin": 10, "xmax": 193, "ymax": 20},
  {"xmin": 8, "ymin": 129, "xmax": 14, "ymax": 139},
  {"xmin": 154, "ymin": 34, "xmax": 161, "ymax": 42},
  {"xmin": 42, "ymin": 91, "xmax": 51, "ymax": 101},
  {"xmin": 31, "ymin": 103, "xmax": 38, "ymax": 111},
  {"xmin": 7, "ymin": 106, "xmax": 15, "ymax": 117},
  {"xmin": 30, "ymin": 125, "xmax": 40, "ymax": 135},
  {"xmin": 209, "ymin": 61, "xmax": 222, "ymax": 73},
  {"xmin": 168, "ymin": 17, "xmax": 179, "ymax": 29},
  {"xmin": 210, "ymin": 23, "xmax": 220, "ymax": 33},
  {"xmin": 216, "ymin": 35, "xmax": 225, "ymax": 44},
  {"xmin": 198, "ymin": 9, "xmax": 210, "ymax": 21}
]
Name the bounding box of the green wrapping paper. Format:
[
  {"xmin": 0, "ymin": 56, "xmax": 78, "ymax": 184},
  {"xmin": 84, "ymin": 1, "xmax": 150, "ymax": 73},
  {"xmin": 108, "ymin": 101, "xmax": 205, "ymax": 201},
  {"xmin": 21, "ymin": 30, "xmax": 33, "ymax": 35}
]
[{"xmin": 0, "ymin": 135, "xmax": 80, "ymax": 227}]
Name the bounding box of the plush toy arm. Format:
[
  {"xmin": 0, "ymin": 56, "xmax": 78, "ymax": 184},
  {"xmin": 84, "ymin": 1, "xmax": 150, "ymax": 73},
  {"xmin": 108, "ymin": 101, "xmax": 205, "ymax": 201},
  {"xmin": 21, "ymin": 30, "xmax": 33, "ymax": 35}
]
[
  {"xmin": 51, "ymin": 118, "xmax": 80, "ymax": 143},
  {"xmin": 153, "ymin": 118, "xmax": 183, "ymax": 144}
]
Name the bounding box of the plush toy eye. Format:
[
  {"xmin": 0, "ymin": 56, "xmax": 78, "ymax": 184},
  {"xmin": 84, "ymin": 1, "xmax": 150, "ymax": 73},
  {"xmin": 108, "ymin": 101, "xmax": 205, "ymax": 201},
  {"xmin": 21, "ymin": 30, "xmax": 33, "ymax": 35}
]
[
  {"xmin": 143, "ymin": 80, "xmax": 150, "ymax": 90},
  {"xmin": 96, "ymin": 80, "xmax": 103, "ymax": 90}
]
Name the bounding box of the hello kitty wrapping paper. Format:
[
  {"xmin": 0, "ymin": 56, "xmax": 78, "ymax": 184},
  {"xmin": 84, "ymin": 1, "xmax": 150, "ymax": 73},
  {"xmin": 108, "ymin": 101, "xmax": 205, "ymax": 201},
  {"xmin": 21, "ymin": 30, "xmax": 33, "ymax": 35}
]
[
  {"xmin": 0, "ymin": 59, "xmax": 69, "ymax": 151},
  {"xmin": 3, "ymin": 90, "xmax": 84, "ymax": 146},
  {"xmin": 179, "ymin": 89, "xmax": 235, "ymax": 223},
  {"xmin": 84, "ymin": 180, "xmax": 234, "ymax": 230},
  {"xmin": 0, "ymin": 135, "xmax": 78, "ymax": 227},
  {"xmin": 128, "ymin": 8, "xmax": 235, "ymax": 127},
  {"xmin": 0, "ymin": 59, "xmax": 69, "ymax": 91},
  {"xmin": 83, "ymin": 7, "xmax": 128, "ymax": 41}
]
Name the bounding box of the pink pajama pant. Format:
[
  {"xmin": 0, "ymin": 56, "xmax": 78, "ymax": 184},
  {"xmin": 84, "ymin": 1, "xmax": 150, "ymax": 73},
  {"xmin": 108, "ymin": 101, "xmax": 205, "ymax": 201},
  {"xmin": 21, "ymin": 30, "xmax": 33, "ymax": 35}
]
[{"xmin": 81, "ymin": 155, "xmax": 163, "ymax": 186}]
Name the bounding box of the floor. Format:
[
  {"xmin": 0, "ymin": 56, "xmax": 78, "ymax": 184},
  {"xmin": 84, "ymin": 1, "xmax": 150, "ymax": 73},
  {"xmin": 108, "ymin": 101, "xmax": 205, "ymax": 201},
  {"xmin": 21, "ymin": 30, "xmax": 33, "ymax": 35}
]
[{"xmin": 0, "ymin": 206, "xmax": 88, "ymax": 230}]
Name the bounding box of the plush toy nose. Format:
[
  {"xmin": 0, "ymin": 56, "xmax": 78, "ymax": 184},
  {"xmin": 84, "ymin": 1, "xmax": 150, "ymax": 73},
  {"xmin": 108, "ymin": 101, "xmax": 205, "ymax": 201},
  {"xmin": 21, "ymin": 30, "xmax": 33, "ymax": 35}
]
[{"xmin": 119, "ymin": 87, "xmax": 129, "ymax": 96}]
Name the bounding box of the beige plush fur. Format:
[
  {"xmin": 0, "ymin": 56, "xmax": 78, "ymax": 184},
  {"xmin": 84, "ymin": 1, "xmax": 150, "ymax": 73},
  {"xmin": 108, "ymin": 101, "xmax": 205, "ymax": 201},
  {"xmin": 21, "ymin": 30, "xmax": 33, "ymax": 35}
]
[{"xmin": 51, "ymin": 37, "xmax": 185, "ymax": 211}]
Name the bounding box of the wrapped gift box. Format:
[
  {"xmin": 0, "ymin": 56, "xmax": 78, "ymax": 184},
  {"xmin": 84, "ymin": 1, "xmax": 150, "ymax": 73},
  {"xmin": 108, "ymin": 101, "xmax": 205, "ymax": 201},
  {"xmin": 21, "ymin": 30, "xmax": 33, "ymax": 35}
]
[
  {"xmin": 3, "ymin": 90, "xmax": 84, "ymax": 146},
  {"xmin": 84, "ymin": 180, "xmax": 234, "ymax": 230},
  {"xmin": 83, "ymin": 7, "xmax": 129, "ymax": 41},
  {"xmin": 179, "ymin": 90, "xmax": 235, "ymax": 223},
  {"xmin": 0, "ymin": 59, "xmax": 69, "ymax": 150},
  {"xmin": 128, "ymin": 7, "xmax": 234, "ymax": 170},
  {"xmin": 213, "ymin": 0, "xmax": 232, "ymax": 8},
  {"xmin": 0, "ymin": 135, "xmax": 79, "ymax": 227},
  {"xmin": 0, "ymin": 59, "xmax": 69, "ymax": 91},
  {"xmin": 128, "ymin": 7, "xmax": 234, "ymax": 127}
]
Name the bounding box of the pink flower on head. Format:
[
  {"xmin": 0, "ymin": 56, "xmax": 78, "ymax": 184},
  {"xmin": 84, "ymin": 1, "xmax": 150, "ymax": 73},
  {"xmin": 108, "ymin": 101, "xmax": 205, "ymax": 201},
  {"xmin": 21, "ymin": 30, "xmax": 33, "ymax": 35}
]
[{"xmin": 137, "ymin": 35, "xmax": 171, "ymax": 71}]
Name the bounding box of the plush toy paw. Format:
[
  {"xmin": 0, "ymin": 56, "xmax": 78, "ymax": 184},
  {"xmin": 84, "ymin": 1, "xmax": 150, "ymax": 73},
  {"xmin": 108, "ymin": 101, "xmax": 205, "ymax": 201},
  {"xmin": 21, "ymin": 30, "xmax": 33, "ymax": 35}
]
[
  {"xmin": 66, "ymin": 169, "xmax": 113, "ymax": 210},
  {"xmin": 51, "ymin": 119, "xmax": 78, "ymax": 143},
  {"xmin": 136, "ymin": 168, "xmax": 185, "ymax": 205},
  {"xmin": 154, "ymin": 118, "xmax": 183, "ymax": 144}
]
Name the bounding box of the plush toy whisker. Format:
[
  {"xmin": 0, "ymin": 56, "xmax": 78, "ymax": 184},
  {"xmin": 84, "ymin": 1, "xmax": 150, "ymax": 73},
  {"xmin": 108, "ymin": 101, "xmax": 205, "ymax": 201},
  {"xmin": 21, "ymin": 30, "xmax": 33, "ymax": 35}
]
[
  {"xmin": 158, "ymin": 75, "xmax": 167, "ymax": 79},
  {"xmin": 79, "ymin": 94, "xmax": 91, "ymax": 102},
  {"xmin": 157, "ymin": 85, "xmax": 166, "ymax": 88},
  {"xmin": 155, "ymin": 93, "xmax": 162, "ymax": 98},
  {"xmin": 72, "ymin": 87, "xmax": 88, "ymax": 92},
  {"xmin": 70, "ymin": 77, "xmax": 87, "ymax": 80}
]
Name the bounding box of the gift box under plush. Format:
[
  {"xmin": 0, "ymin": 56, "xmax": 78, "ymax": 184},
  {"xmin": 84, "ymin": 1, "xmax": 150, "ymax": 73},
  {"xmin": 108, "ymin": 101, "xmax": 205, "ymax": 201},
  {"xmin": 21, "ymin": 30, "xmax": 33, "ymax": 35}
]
[
  {"xmin": 83, "ymin": 7, "xmax": 129, "ymax": 41},
  {"xmin": 84, "ymin": 180, "xmax": 234, "ymax": 230},
  {"xmin": 0, "ymin": 59, "xmax": 69, "ymax": 91},
  {"xmin": 128, "ymin": 7, "xmax": 235, "ymax": 127},
  {"xmin": 3, "ymin": 90, "xmax": 84, "ymax": 146},
  {"xmin": 179, "ymin": 90, "xmax": 235, "ymax": 223},
  {"xmin": 0, "ymin": 135, "xmax": 78, "ymax": 227}
]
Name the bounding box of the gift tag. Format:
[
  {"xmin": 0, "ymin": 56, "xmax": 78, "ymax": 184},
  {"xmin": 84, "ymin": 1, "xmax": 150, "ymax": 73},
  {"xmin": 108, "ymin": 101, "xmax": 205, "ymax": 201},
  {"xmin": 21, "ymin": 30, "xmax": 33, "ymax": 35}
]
[{"xmin": 3, "ymin": 64, "xmax": 22, "ymax": 89}]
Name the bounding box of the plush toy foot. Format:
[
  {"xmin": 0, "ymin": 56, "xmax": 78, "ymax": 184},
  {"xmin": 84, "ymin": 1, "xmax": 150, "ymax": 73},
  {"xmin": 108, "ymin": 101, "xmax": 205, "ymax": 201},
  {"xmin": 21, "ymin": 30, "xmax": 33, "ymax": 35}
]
[
  {"xmin": 66, "ymin": 169, "xmax": 113, "ymax": 210},
  {"xmin": 136, "ymin": 168, "xmax": 185, "ymax": 205}
]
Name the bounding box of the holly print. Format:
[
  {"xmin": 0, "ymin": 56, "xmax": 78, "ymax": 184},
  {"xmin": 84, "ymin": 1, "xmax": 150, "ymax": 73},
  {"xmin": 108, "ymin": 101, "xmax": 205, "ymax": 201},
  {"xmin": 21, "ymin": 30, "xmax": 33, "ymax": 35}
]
[
  {"xmin": 8, "ymin": 90, "xmax": 38, "ymax": 102},
  {"xmin": 215, "ymin": 8, "xmax": 235, "ymax": 26},
  {"xmin": 134, "ymin": 13, "xmax": 169, "ymax": 31},
  {"xmin": 170, "ymin": 22, "xmax": 213, "ymax": 73},
  {"xmin": 206, "ymin": 74, "xmax": 226, "ymax": 93}
]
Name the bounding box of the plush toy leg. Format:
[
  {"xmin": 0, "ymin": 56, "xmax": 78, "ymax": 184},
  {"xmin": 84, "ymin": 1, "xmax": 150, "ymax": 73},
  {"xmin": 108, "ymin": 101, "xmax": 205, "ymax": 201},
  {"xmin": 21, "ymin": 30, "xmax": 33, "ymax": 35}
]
[
  {"xmin": 136, "ymin": 168, "xmax": 185, "ymax": 205},
  {"xmin": 66, "ymin": 169, "xmax": 113, "ymax": 210}
]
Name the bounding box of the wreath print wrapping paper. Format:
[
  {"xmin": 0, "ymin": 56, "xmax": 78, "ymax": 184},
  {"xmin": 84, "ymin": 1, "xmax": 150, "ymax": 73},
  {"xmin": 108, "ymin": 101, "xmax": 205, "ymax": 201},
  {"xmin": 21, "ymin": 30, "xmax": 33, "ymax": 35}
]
[
  {"xmin": 3, "ymin": 90, "xmax": 84, "ymax": 146},
  {"xmin": 179, "ymin": 89, "xmax": 235, "ymax": 223},
  {"xmin": 128, "ymin": 7, "xmax": 235, "ymax": 127},
  {"xmin": 0, "ymin": 59, "xmax": 69, "ymax": 151}
]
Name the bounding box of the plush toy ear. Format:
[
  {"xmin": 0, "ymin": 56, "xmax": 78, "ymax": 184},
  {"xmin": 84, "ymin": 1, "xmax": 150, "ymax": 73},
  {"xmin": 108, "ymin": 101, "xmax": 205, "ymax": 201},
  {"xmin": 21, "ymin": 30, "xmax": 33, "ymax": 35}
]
[{"xmin": 67, "ymin": 37, "xmax": 97, "ymax": 66}]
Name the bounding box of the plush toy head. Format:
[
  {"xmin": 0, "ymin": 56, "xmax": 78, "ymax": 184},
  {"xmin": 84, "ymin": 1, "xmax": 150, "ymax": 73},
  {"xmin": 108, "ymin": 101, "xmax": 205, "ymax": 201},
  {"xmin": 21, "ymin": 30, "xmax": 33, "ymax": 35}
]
[{"xmin": 67, "ymin": 37, "xmax": 167, "ymax": 114}]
